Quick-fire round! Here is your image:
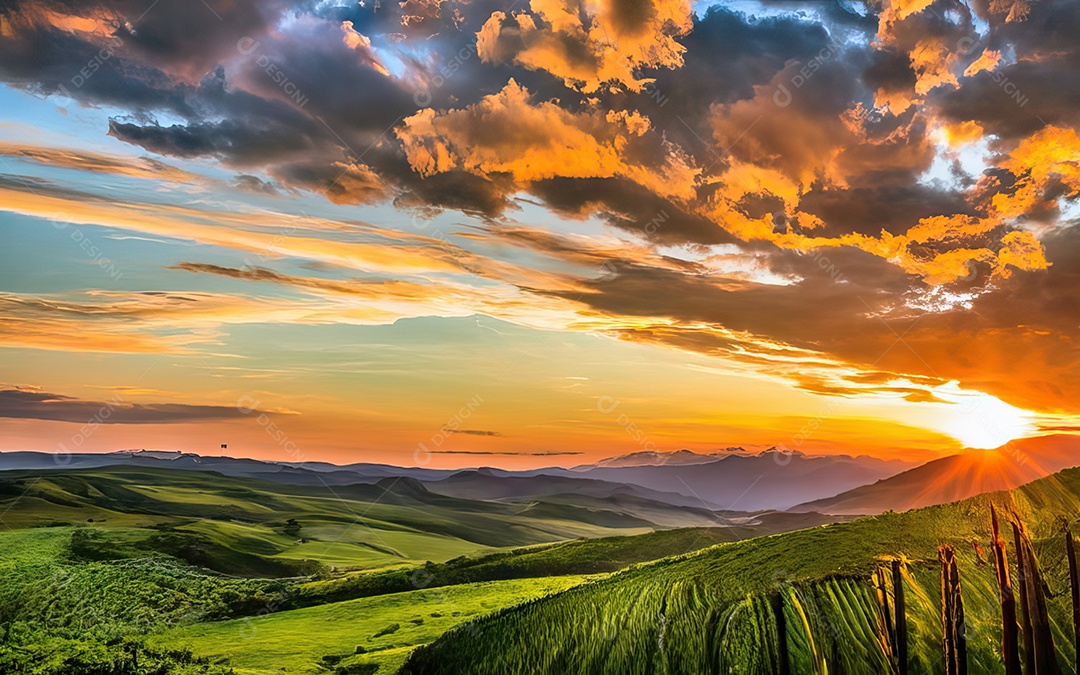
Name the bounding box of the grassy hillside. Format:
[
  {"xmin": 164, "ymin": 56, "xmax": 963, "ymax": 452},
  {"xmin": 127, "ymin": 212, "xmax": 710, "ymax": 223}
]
[
  {"xmin": 0, "ymin": 525, "xmax": 277, "ymax": 674},
  {"xmin": 401, "ymin": 467, "xmax": 1080, "ymax": 674},
  {"xmin": 0, "ymin": 527, "xmax": 282, "ymax": 629},
  {"xmin": 154, "ymin": 575, "xmax": 594, "ymax": 675},
  {"xmin": 0, "ymin": 466, "xmax": 832, "ymax": 581},
  {"xmin": 288, "ymin": 526, "xmax": 782, "ymax": 608},
  {"xmin": 0, "ymin": 466, "xmax": 682, "ymax": 576},
  {"xmin": 0, "ymin": 524, "xmax": 731, "ymax": 673},
  {"xmin": 0, "ymin": 464, "xmax": 838, "ymax": 674},
  {"xmin": 159, "ymin": 526, "xmax": 836, "ymax": 673}
]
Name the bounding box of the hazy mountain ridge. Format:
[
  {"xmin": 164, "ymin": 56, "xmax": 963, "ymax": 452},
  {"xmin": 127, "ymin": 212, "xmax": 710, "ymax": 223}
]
[
  {"xmin": 534, "ymin": 450, "xmax": 918, "ymax": 511},
  {"xmin": 0, "ymin": 448, "xmax": 914, "ymax": 512},
  {"xmin": 8, "ymin": 437, "xmax": 1073, "ymax": 520},
  {"xmin": 425, "ymin": 469, "xmax": 729, "ymax": 510},
  {"xmin": 572, "ymin": 448, "xmax": 751, "ymax": 469},
  {"xmin": 791, "ymin": 434, "xmax": 1080, "ymax": 515}
]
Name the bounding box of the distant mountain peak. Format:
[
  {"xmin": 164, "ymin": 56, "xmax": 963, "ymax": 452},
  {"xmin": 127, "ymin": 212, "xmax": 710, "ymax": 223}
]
[
  {"xmin": 376, "ymin": 476, "xmax": 430, "ymax": 496},
  {"xmin": 582, "ymin": 449, "xmax": 730, "ymax": 469},
  {"xmin": 109, "ymin": 449, "xmax": 200, "ymax": 461},
  {"xmin": 583, "ymin": 446, "xmax": 820, "ymax": 469},
  {"xmin": 757, "ymin": 447, "xmax": 807, "ymax": 458}
]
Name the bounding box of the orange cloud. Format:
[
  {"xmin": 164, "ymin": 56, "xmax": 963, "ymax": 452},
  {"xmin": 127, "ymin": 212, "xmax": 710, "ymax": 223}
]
[
  {"xmin": 396, "ymin": 80, "xmax": 698, "ymax": 200},
  {"xmin": 942, "ymin": 121, "xmax": 985, "ymax": 146},
  {"xmin": 1, "ymin": 5, "xmax": 120, "ymax": 40},
  {"xmin": 877, "ymin": 0, "xmax": 937, "ymax": 37},
  {"xmin": 963, "ymin": 49, "xmax": 1001, "ymax": 77},
  {"xmin": 475, "ymin": 0, "xmax": 692, "ymax": 92},
  {"xmin": 994, "ymin": 230, "xmax": 1049, "ymax": 278},
  {"xmin": 909, "ymin": 37, "xmax": 961, "ymax": 95},
  {"xmin": 0, "ymin": 182, "xmax": 468, "ymax": 276},
  {"xmin": 2, "ymin": 143, "xmax": 203, "ymax": 183},
  {"xmin": 319, "ymin": 161, "xmax": 388, "ymax": 205},
  {"xmin": 991, "ymin": 126, "xmax": 1080, "ymax": 219},
  {"xmin": 696, "ymin": 74, "xmax": 1050, "ymax": 286},
  {"xmin": 984, "ymin": 0, "xmax": 1035, "ymax": 23}
]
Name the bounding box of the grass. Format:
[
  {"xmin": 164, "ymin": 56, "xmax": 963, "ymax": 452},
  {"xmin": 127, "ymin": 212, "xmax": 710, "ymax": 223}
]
[
  {"xmin": 0, "ymin": 526, "xmax": 285, "ymax": 632},
  {"xmin": 288, "ymin": 527, "xmax": 756, "ymax": 608},
  {"xmin": 0, "ymin": 465, "xmax": 875, "ymax": 674},
  {"xmin": 153, "ymin": 575, "xmax": 595, "ymax": 674},
  {"xmin": 401, "ymin": 468, "xmax": 1080, "ymax": 674},
  {"xmin": 0, "ymin": 467, "xmax": 720, "ymax": 576},
  {"xmin": 0, "ymin": 473, "xmax": 782, "ymax": 675}
]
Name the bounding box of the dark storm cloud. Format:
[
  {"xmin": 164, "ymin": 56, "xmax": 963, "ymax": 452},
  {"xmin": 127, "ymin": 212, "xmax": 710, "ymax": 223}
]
[
  {"xmin": 0, "ymin": 0, "xmax": 1070, "ymax": 241},
  {"xmin": 387, "ymin": 158, "xmax": 516, "ymax": 217},
  {"xmin": 102, "ymin": 0, "xmax": 292, "ymax": 83},
  {"xmin": 640, "ymin": 8, "xmax": 843, "ymax": 128},
  {"xmin": 523, "ymin": 219, "xmax": 1080, "ymax": 411},
  {"xmin": 539, "ymin": 245, "xmax": 914, "ymax": 353},
  {"xmin": 0, "ymin": 0, "xmax": 894, "ymax": 223},
  {"xmin": 104, "ymin": 66, "xmax": 331, "ymax": 167},
  {"xmin": 799, "ymin": 184, "xmax": 976, "ymax": 237},
  {"xmin": 0, "ymin": 388, "xmax": 264, "ymax": 424},
  {"xmin": 528, "ymin": 177, "xmax": 734, "ymax": 246},
  {"xmin": 934, "ymin": 0, "xmax": 1080, "ymax": 145},
  {"xmin": 862, "ymin": 48, "xmax": 917, "ymax": 102},
  {"xmin": 0, "ymin": 24, "xmax": 193, "ymax": 115},
  {"xmin": 0, "ymin": 0, "xmax": 913, "ymax": 234}
]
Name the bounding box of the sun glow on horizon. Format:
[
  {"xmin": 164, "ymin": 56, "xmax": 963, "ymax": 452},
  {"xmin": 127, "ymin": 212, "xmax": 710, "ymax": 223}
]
[{"xmin": 934, "ymin": 388, "xmax": 1037, "ymax": 450}]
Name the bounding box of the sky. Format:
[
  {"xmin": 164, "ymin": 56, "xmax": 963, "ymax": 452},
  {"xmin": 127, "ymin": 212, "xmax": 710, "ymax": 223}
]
[{"xmin": 0, "ymin": 0, "xmax": 1078, "ymax": 468}]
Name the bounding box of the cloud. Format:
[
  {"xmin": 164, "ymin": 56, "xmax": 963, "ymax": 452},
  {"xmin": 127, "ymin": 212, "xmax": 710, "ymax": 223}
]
[
  {"xmin": 0, "ymin": 388, "xmax": 265, "ymax": 424},
  {"xmin": 0, "ymin": 175, "xmax": 472, "ymax": 276},
  {"xmin": 1, "ymin": 0, "xmax": 1080, "ymax": 431},
  {"xmin": 439, "ymin": 428, "xmax": 504, "ymax": 436},
  {"xmin": 475, "ymin": 0, "xmax": 693, "ymax": 92},
  {"xmin": 1, "ymin": 143, "xmax": 202, "ymax": 182},
  {"xmin": 396, "ymin": 79, "xmax": 699, "ymax": 201},
  {"xmin": 526, "ymin": 177, "xmax": 734, "ymax": 246},
  {"xmin": 270, "ymin": 160, "xmax": 388, "ymax": 205},
  {"xmin": 231, "ymin": 174, "xmax": 286, "ymax": 195}
]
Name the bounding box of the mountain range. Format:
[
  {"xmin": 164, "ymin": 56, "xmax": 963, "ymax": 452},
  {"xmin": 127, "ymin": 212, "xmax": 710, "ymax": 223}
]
[
  {"xmin": 3, "ymin": 436, "xmax": 1077, "ymax": 517},
  {"xmin": 541, "ymin": 449, "xmax": 916, "ymax": 511},
  {"xmin": 792, "ymin": 434, "xmax": 1080, "ymax": 515}
]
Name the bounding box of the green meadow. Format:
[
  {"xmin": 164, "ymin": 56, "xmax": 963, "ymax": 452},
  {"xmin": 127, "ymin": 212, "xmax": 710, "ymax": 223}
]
[
  {"xmin": 0, "ymin": 466, "xmax": 796, "ymax": 673},
  {"xmin": 12, "ymin": 463, "xmax": 1080, "ymax": 673},
  {"xmin": 154, "ymin": 575, "xmax": 595, "ymax": 674}
]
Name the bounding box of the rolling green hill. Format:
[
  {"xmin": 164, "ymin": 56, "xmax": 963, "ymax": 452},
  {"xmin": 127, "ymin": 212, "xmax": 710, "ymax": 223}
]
[
  {"xmin": 401, "ymin": 467, "xmax": 1080, "ymax": 674},
  {"xmin": 286, "ymin": 526, "xmax": 799, "ymax": 609},
  {"xmin": 0, "ymin": 465, "xmax": 836, "ymax": 674},
  {"xmin": 154, "ymin": 575, "xmax": 595, "ymax": 675},
  {"xmin": 0, "ymin": 466, "xmax": 834, "ymax": 577},
  {"xmin": 0, "ymin": 521, "xmax": 809, "ymax": 674},
  {"xmin": 0, "ymin": 466, "xmax": 691, "ymax": 576},
  {"xmin": 156, "ymin": 526, "xmax": 825, "ymax": 674}
]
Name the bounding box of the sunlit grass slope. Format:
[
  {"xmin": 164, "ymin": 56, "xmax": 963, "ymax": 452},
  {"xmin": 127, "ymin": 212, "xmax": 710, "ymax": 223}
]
[
  {"xmin": 155, "ymin": 575, "xmax": 593, "ymax": 675},
  {"xmin": 402, "ymin": 467, "xmax": 1080, "ymax": 674},
  {"xmin": 0, "ymin": 466, "xmax": 671, "ymax": 575}
]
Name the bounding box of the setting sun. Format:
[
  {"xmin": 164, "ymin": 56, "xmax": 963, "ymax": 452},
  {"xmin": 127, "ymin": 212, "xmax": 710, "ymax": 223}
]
[{"xmin": 937, "ymin": 390, "xmax": 1037, "ymax": 450}]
